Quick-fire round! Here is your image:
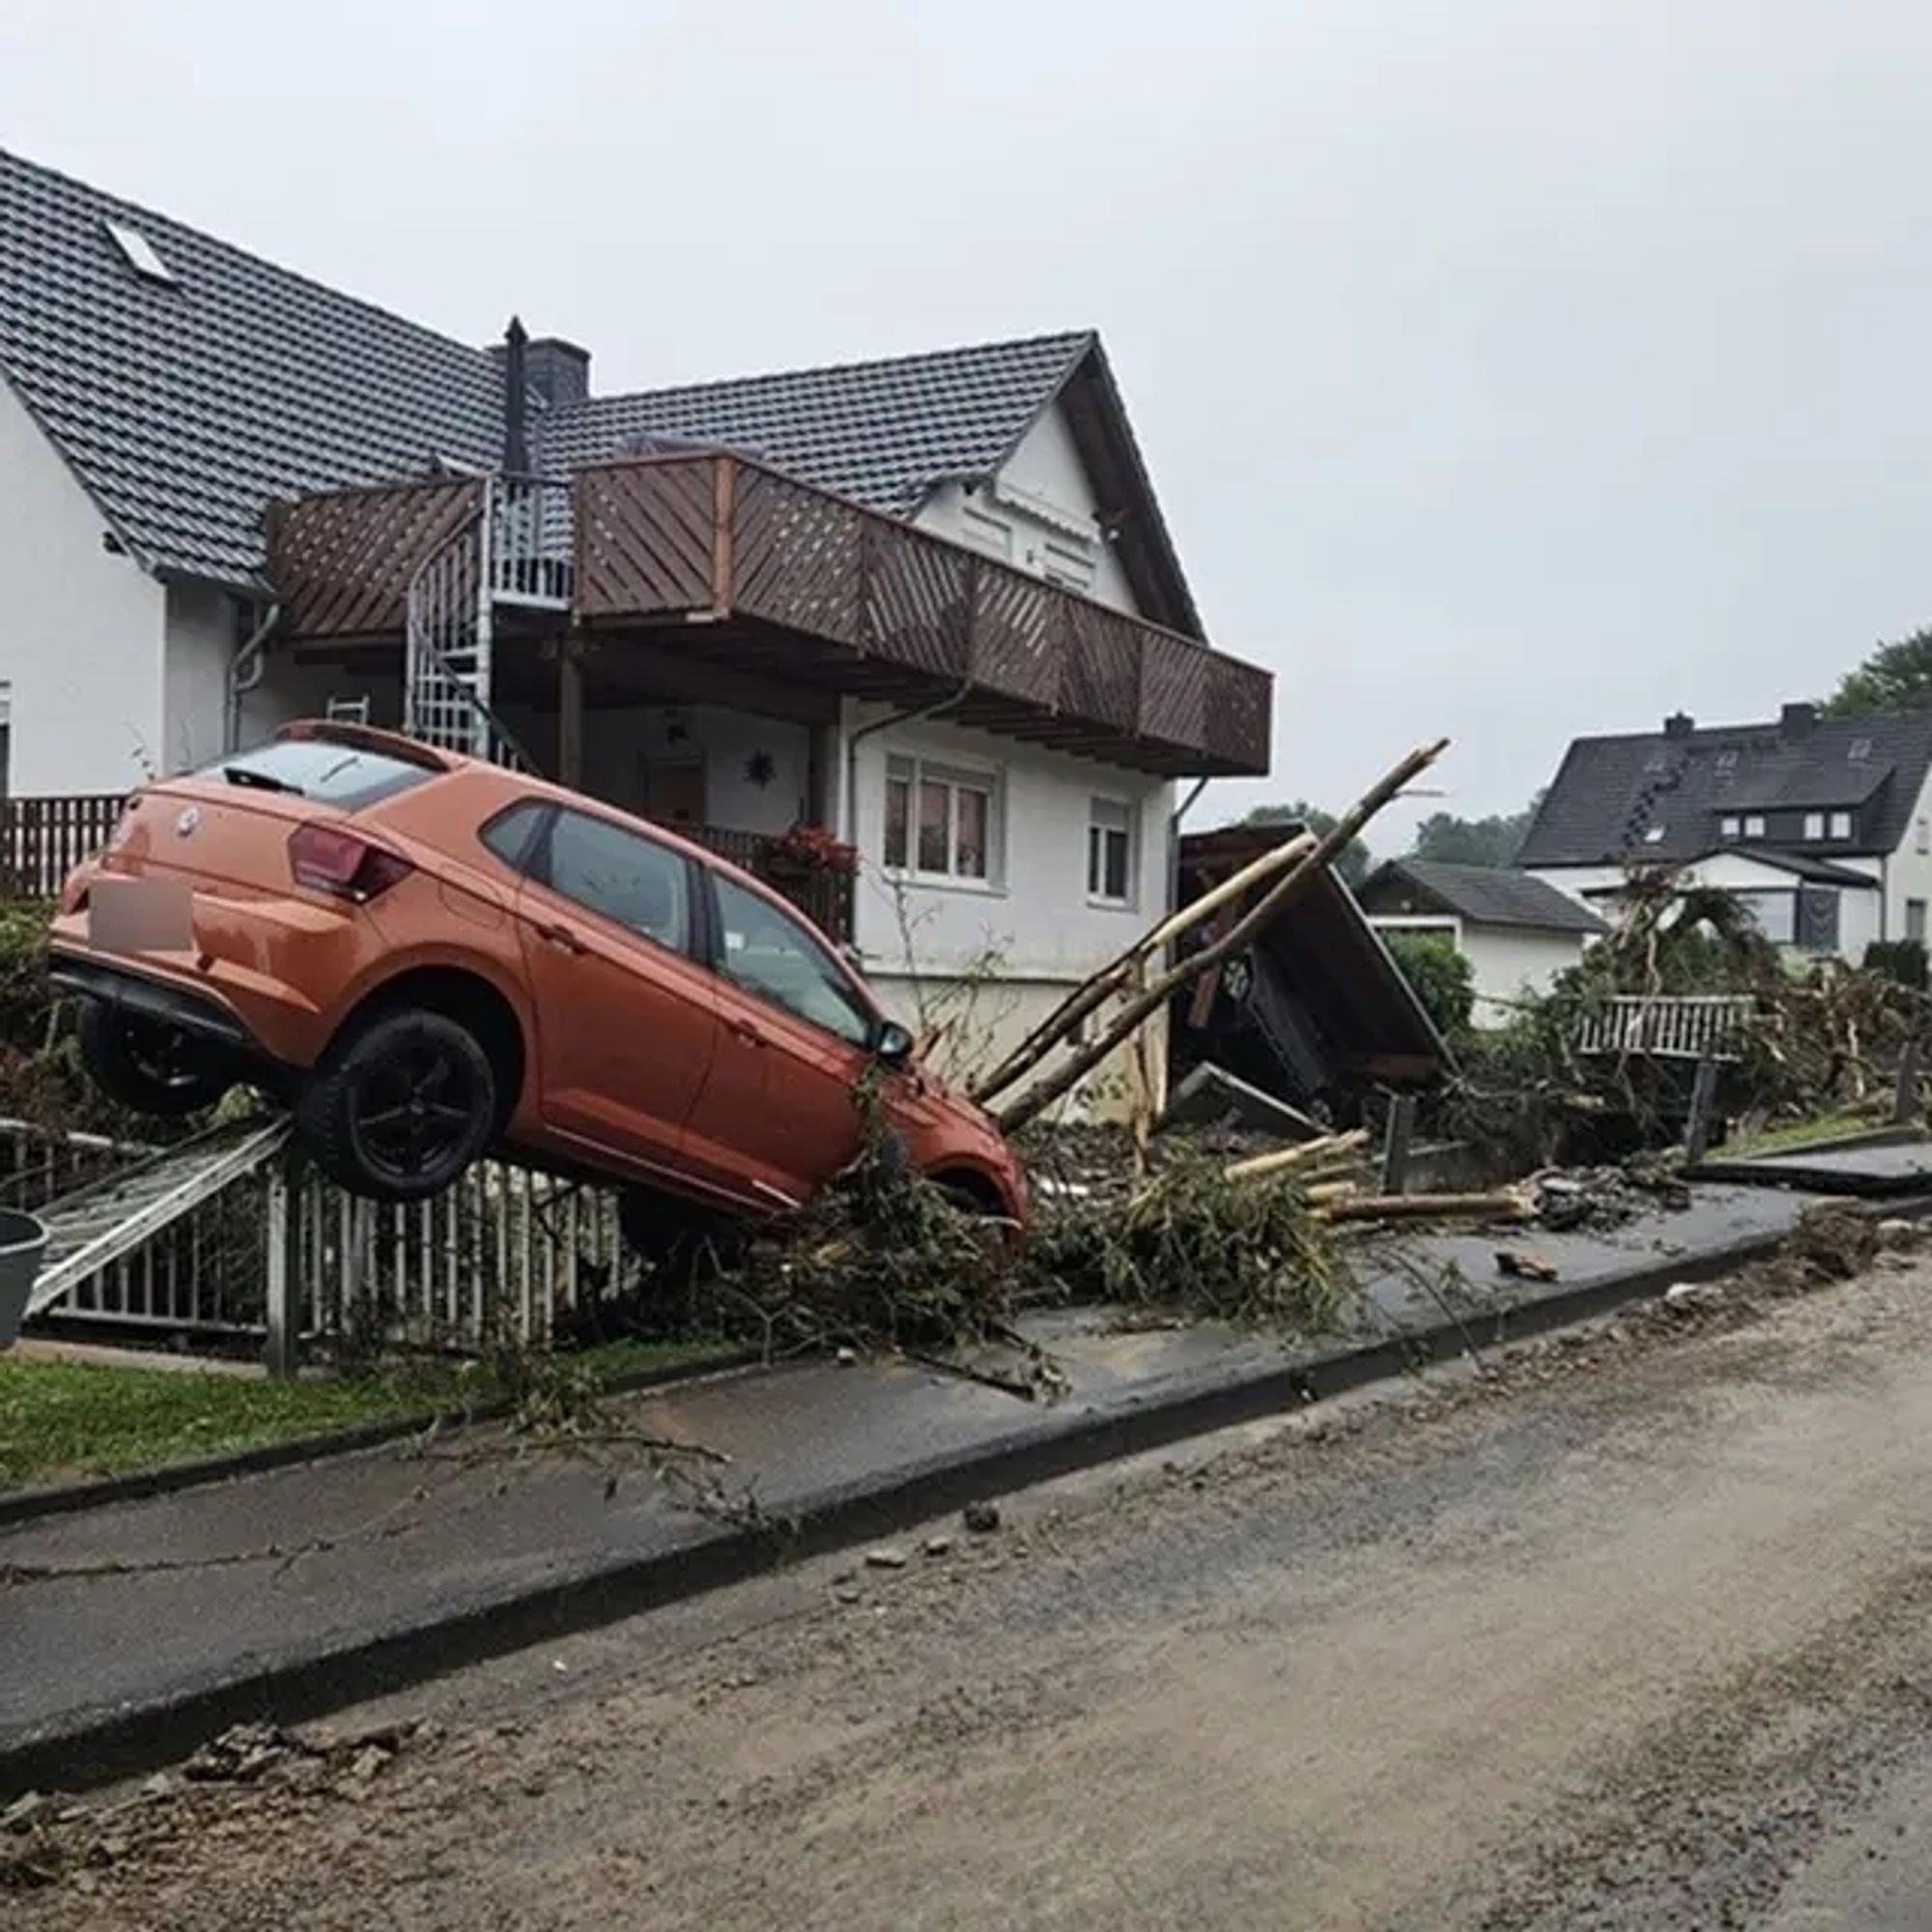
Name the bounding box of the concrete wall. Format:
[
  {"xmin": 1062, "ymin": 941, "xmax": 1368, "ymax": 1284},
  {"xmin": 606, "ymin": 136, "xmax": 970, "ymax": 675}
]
[
  {"xmin": 0, "ymin": 376, "xmax": 167, "ymax": 793},
  {"xmin": 915, "ymin": 401, "xmax": 1138, "ymax": 616}
]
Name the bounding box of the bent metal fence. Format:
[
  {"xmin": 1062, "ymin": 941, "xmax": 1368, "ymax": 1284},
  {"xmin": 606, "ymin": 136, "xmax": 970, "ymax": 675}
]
[{"xmin": 4, "ymin": 1119, "xmax": 635, "ymax": 1366}]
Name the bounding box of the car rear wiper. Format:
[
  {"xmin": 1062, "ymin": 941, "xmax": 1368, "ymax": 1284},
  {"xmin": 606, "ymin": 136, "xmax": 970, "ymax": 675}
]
[{"xmin": 223, "ymin": 766, "xmax": 304, "ymax": 795}]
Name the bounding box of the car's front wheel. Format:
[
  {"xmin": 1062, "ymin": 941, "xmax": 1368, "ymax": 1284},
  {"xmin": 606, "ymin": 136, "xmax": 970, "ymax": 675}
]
[
  {"xmin": 298, "ymin": 1007, "xmax": 497, "ymax": 1203},
  {"xmin": 76, "ymin": 1001, "xmax": 232, "ymax": 1118}
]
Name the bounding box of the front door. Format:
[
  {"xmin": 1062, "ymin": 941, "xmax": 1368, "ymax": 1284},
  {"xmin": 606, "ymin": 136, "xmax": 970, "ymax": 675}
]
[
  {"xmin": 683, "ymin": 871, "xmax": 881, "ymax": 1208},
  {"xmin": 513, "ymin": 806, "xmax": 720, "ymax": 1182},
  {"xmin": 641, "ymin": 759, "xmax": 706, "ymax": 832}
]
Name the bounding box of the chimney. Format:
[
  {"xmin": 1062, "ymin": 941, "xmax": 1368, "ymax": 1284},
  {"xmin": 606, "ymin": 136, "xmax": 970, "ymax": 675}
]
[
  {"xmin": 525, "ymin": 337, "xmax": 591, "ymax": 408},
  {"xmin": 1663, "ymin": 711, "xmax": 1695, "ymax": 740},
  {"xmin": 1781, "ymin": 700, "xmax": 1818, "ymax": 738}
]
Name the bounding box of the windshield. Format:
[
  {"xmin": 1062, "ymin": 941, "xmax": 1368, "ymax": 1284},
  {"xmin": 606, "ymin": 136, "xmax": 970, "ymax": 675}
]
[{"xmin": 194, "ymin": 737, "xmax": 437, "ymax": 810}]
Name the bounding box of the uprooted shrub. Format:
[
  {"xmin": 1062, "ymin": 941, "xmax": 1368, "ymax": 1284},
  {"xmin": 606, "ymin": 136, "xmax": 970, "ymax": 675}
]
[{"xmin": 1023, "ymin": 1145, "xmax": 1350, "ymax": 1333}]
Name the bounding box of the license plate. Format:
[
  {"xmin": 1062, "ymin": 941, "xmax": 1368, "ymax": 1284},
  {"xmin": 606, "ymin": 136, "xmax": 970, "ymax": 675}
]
[{"xmin": 89, "ymin": 876, "xmax": 193, "ymax": 954}]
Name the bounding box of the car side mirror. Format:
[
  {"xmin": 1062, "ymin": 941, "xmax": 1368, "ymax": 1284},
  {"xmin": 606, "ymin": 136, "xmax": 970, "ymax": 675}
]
[{"xmin": 873, "ymin": 1019, "xmax": 916, "ymax": 1067}]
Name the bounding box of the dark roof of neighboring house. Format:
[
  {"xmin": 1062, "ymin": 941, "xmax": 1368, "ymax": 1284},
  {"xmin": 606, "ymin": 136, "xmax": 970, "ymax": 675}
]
[
  {"xmin": 1566, "ymin": 848, "xmax": 1878, "ymax": 893},
  {"xmin": 1361, "ymin": 859, "xmax": 1607, "ymax": 934},
  {"xmin": 0, "ymin": 147, "xmax": 1200, "ymax": 629},
  {"xmin": 1518, "ymin": 709, "xmax": 1932, "ymax": 866}
]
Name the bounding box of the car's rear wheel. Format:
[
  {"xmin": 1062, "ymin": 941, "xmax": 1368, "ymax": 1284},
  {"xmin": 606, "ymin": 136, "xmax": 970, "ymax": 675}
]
[
  {"xmin": 75, "ymin": 1001, "xmax": 231, "ymax": 1118},
  {"xmin": 298, "ymin": 1008, "xmax": 496, "ymax": 1203}
]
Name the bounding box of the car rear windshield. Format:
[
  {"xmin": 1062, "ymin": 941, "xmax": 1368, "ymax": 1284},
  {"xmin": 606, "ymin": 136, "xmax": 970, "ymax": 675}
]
[{"xmin": 195, "ymin": 738, "xmax": 438, "ymax": 810}]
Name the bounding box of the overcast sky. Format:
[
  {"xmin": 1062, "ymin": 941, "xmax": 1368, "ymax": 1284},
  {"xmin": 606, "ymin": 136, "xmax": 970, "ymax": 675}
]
[{"xmin": 5, "ymin": 0, "xmax": 1930, "ymax": 842}]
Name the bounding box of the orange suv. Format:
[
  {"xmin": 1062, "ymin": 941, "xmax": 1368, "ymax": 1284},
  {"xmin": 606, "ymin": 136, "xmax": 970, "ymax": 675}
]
[{"xmin": 48, "ymin": 724, "xmax": 1025, "ymax": 1249}]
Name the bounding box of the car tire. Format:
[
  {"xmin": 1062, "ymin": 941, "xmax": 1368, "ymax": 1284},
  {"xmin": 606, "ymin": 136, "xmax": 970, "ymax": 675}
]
[
  {"xmin": 298, "ymin": 1007, "xmax": 497, "ymax": 1204},
  {"xmin": 75, "ymin": 1000, "xmax": 231, "ymax": 1118}
]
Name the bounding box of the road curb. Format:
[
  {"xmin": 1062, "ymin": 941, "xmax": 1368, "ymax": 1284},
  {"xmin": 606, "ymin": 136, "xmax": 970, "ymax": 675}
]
[
  {"xmin": 12, "ymin": 1204, "xmax": 1912, "ymax": 1800},
  {"xmin": 0, "ymin": 1349, "xmax": 757, "ymax": 1529}
]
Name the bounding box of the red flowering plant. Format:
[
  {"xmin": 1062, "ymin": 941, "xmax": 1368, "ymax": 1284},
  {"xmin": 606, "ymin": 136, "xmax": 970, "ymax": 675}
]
[{"xmin": 770, "ymin": 822, "xmax": 859, "ymax": 874}]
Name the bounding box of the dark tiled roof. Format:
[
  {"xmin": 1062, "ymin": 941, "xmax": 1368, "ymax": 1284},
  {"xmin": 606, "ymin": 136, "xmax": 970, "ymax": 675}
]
[
  {"xmin": 1364, "ymin": 860, "xmax": 1606, "ymax": 933},
  {"xmin": 535, "ymin": 332, "xmax": 1094, "ymax": 517},
  {"xmin": 0, "ymin": 147, "xmax": 503, "ymax": 587},
  {"xmin": 1518, "ymin": 712, "xmax": 1932, "ymax": 866}
]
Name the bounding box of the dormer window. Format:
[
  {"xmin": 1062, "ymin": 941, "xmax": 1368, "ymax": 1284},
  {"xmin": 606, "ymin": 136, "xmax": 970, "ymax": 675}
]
[
  {"xmin": 1744, "ymin": 814, "xmax": 1765, "ymax": 838},
  {"xmin": 1850, "ymin": 738, "xmax": 1872, "ymax": 762},
  {"xmin": 1830, "ymin": 810, "xmax": 1852, "ymax": 839},
  {"xmin": 1720, "ymin": 815, "xmax": 1741, "ymax": 838},
  {"xmin": 1804, "ymin": 811, "xmax": 1825, "ymax": 840}
]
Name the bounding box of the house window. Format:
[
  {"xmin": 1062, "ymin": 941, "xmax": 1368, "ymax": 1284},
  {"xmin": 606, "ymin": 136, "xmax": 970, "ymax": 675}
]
[
  {"xmin": 1829, "ymin": 810, "xmax": 1853, "ymax": 839},
  {"xmin": 1744, "ymin": 814, "xmax": 1766, "ymax": 838},
  {"xmin": 1087, "ymin": 797, "xmax": 1135, "ymax": 905},
  {"xmin": 1850, "ymin": 737, "xmax": 1873, "ymax": 762},
  {"xmin": 883, "ymin": 754, "xmax": 999, "ymax": 884},
  {"xmin": 1909, "ymin": 899, "xmax": 1928, "ymax": 944},
  {"xmin": 1719, "ymin": 815, "xmax": 1740, "ymax": 838},
  {"xmin": 1714, "ymin": 749, "xmax": 1739, "ymax": 773},
  {"xmin": 1804, "ymin": 811, "xmax": 1825, "ymax": 840}
]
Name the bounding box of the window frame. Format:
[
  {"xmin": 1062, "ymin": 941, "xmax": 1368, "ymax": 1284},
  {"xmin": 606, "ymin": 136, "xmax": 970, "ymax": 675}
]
[
  {"xmin": 1719, "ymin": 814, "xmax": 1741, "ymax": 839},
  {"xmin": 477, "ymin": 800, "xmax": 554, "ymax": 876},
  {"xmin": 1086, "ymin": 795, "xmax": 1137, "ymax": 907},
  {"xmin": 1908, "ymin": 898, "xmax": 1929, "ymax": 944},
  {"xmin": 1804, "ymin": 811, "xmax": 1825, "ymax": 841},
  {"xmin": 882, "ymin": 753, "xmax": 1003, "ymax": 888},
  {"xmin": 527, "ymin": 804, "xmax": 701, "ymax": 959},
  {"xmin": 1828, "ymin": 810, "xmax": 1853, "ymax": 840},
  {"xmin": 1743, "ymin": 814, "xmax": 1766, "ymax": 839},
  {"xmin": 698, "ymin": 867, "xmax": 882, "ymax": 1049}
]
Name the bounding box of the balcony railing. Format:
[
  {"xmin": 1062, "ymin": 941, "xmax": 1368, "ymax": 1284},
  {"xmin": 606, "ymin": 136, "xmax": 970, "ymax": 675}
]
[{"xmin": 267, "ymin": 456, "xmax": 1274, "ymax": 778}]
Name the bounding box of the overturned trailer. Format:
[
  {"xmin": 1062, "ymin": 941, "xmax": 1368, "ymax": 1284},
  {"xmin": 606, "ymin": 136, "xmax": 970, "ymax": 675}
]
[{"xmin": 1170, "ymin": 825, "xmax": 1450, "ymax": 1123}]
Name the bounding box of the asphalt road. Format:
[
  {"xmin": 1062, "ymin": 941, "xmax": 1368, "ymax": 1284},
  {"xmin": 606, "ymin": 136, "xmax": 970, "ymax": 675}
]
[{"xmin": 14, "ymin": 1239, "xmax": 1932, "ymax": 1928}]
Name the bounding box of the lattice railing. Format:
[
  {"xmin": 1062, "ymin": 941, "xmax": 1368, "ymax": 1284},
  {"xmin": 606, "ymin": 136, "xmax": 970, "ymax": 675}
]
[{"xmin": 1572, "ymin": 995, "xmax": 1756, "ymax": 1062}]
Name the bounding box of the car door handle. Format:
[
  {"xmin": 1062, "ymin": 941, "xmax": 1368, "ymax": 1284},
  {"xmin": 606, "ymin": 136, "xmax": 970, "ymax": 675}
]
[
  {"xmin": 535, "ymin": 921, "xmax": 586, "ymax": 954},
  {"xmin": 726, "ymin": 1016, "xmax": 765, "ymax": 1047}
]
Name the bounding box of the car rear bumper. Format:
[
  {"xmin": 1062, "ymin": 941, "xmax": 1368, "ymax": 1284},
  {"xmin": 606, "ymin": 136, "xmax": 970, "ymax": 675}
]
[{"xmin": 46, "ymin": 951, "xmax": 254, "ymax": 1049}]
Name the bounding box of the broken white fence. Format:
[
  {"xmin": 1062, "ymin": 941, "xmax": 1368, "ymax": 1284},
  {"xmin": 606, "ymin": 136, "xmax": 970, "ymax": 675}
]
[
  {"xmin": 1570, "ymin": 994, "xmax": 1755, "ymax": 1063},
  {"xmin": 2, "ymin": 1116, "xmax": 632, "ymax": 1366}
]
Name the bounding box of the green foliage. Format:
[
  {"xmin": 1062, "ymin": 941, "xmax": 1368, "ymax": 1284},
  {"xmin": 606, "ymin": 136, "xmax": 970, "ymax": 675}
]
[
  {"xmin": 1409, "ymin": 797, "xmax": 1541, "ymax": 868},
  {"xmin": 1384, "ymin": 930, "xmax": 1476, "ymax": 1036},
  {"xmin": 1863, "ymin": 939, "xmax": 1929, "ymax": 990},
  {"xmin": 1024, "ymin": 1146, "xmax": 1349, "ymax": 1331},
  {"xmin": 1239, "ymin": 799, "xmax": 1371, "ymax": 885},
  {"xmin": 1825, "ymin": 627, "xmax": 1932, "ymax": 718}
]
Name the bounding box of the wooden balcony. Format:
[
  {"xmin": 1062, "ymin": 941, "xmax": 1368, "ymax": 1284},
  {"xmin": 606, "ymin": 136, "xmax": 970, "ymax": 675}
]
[{"xmin": 267, "ymin": 455, "xmax": 1274, "ymax": 779}]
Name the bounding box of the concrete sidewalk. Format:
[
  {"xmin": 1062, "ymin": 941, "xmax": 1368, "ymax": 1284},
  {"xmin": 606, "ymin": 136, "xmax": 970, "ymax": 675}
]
[{"xmin": 0, "ymin": 1179, "xmax": 1834, "ymax": 1795}]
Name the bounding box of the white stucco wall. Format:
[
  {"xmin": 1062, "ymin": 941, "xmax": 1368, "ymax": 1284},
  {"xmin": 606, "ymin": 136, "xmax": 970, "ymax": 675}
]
[
  {"xmin": 837, "ymin": 704, "xmax": 1172, "ymax": 1116},
  {"xmin": 915, "ymin": 401, "xmax": 1138, "ymax": 615},
  {"xmin": 574, "ymin": 703, "xmax": 811, "ymax": 834},
  {"xmin": 1368, "ymin": 913, "xmax": 1585, "ymax": 1027},
  {"xmin": 161, "ymin": 582, "xmax": 239, "ymax": 775},
  {"xmin": 0, "ymin": 376, "xmax": 167, "ymax": 793},
  {"xmin": 1880, "ymin": 768, "xmax": 1932, "ymax": 943}
]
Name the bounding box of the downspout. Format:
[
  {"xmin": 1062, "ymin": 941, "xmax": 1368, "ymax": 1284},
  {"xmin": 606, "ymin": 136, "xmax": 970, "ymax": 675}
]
[
  {"xmin": 224, "ymin": 600, "xmax": 284, "ymax": 755},
  {"xmin": 840, "ymin": 675, "xmax": 975, "ymax": 850}
]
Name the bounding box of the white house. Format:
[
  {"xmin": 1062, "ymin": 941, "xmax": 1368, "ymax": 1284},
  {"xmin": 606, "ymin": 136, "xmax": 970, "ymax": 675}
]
[
  {"xmin": 1517, "ymin": 705, "xmax": 1932, "ymax": 964},
  {"xmin": 1357, "ymin": 859, "xmax": 1605, "ymax": 1026},
  {"xmin": 0, "ymin": 146, "xmax": 1272, "ymax": 1117}
]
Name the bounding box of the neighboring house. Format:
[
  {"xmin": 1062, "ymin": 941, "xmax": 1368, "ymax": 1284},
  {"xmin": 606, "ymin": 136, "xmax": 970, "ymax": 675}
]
[
  {"xmin": 1357, "ymin": 859, "xmax": 1605, "ymax": 1026},
  {"xmin": 0, "ymin": 146, "xmax": 1271, "ymax": 1116},
  {"xmin": 1518, "ymin": 705, "xmax": 1932, "ymax": 963}
]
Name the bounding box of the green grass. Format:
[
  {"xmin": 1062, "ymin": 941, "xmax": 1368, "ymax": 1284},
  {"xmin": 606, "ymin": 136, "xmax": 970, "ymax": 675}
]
[
  {"xmin": 1725, "ymin": 1111, "xmax": 1879, "ymax": 1157},
  {"xmin": 0, "ymin": 1336, "xmax": 733, "ymax": 1492}
]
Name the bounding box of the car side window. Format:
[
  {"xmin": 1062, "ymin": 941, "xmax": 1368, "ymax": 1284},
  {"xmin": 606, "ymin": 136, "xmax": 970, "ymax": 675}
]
[
  {"xmin": 713, "ymin": 875, "xmax": 874, "ymax": 1047},
  {"xmin": 478, "ymin": 802, "xmax": 550, "ymax": 875},
  {"xmin": 543, "ymin": 810, "xmax": 691, "ymax": 952}
]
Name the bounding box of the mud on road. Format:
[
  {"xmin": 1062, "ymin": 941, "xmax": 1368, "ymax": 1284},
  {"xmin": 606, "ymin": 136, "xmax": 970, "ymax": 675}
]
[{"xmin": 13, "ymin": 1238, "xmax": 1932, "ymax": 1928}]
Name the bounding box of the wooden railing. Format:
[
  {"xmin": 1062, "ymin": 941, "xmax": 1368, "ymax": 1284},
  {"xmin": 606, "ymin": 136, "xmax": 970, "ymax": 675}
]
[
  {"xmin": 688, "ymin": 825, "xmax": 856, "ymax": 944},
  {"xmin": 0, "ymin": 793, "xmax": 124, "ymax": 899},
  {"xmin": 1572, "ymin": 995, "xmax": 1755, "ymax": 1063}
]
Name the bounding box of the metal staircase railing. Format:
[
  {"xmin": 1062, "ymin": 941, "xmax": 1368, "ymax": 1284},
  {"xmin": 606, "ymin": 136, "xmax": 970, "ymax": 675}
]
[{"xmin": 403, "ymin": 493, "xmax": 544, "ymax": 773}]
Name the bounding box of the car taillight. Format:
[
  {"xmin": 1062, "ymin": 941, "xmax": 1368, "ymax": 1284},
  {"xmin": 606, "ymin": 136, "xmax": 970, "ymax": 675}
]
[{"xmin": 288, "ymin": 823, "xmax": 414, "ymax": 903}]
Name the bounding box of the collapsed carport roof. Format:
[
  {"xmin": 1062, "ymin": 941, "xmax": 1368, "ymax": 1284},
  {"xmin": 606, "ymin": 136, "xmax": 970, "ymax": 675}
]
[{"xmin": 1175, "ymin": 825, "xmax": 1452, "ymax": 1096}]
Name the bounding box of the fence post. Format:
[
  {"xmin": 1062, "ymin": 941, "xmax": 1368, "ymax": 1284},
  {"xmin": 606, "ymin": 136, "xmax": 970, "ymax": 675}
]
[
  {"xmin": 1683, "ymin": 1053, "xmax": 1720, "ymax": 1166},
  {"xmin": 264, "ymin": 1158, "xmax": 298, "ymax": 1380},
  {"xmin": 1892, "ymin": 1039, "xmax": 1924, "ymax": 1125},
  {"xmin": 1379, "ymin": 1092, "xmax": 1417, "ymax": 1196}
]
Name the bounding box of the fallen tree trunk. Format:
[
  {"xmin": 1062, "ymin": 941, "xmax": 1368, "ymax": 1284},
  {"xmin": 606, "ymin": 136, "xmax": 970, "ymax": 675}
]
[
  {"xmin": 992, "ymin": 739, "xmax": 1450, "ymax": 1137},
  {"xmin": 970, "ymin": 830, "xmax": 1318, "ymax": 1107},
  {"xmin": 1316, "ymin": 1190, "xmax": 1527, "ymax": 1224},
  {"xmin": 1222, "ymin": 1129, "xmax": 1371, "ymax": 1183}
]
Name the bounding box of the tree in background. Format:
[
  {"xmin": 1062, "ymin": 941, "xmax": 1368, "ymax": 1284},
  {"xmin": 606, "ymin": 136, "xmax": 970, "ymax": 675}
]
[
  {"xmin": 1409, "ymin": 797, "xmax": 1541, "ymax": 869},
  {"xmin": 1824, "ymin": 627, "xmax": 1932, "ymax": 717},
  {"xmin": 1382, "ymin": 931, "xmax": 1476, "ymax": 1037},
  {"xmin": 1239, "ymin": 800, "xmax": 1372, "ymax": 885}
]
